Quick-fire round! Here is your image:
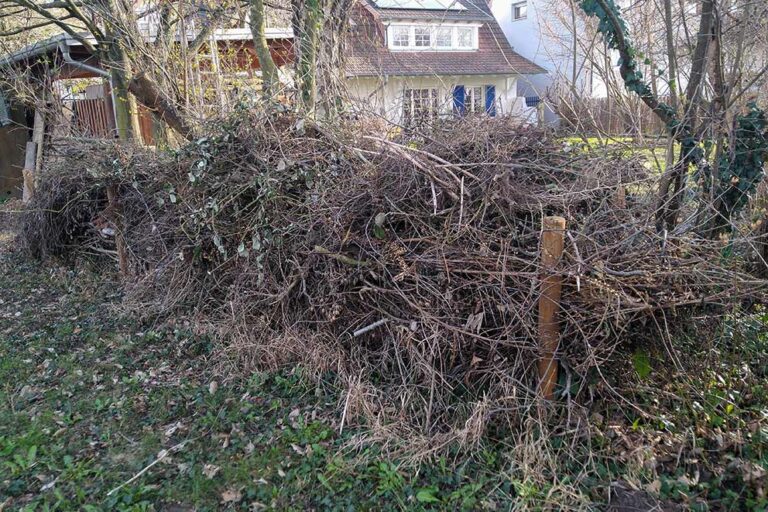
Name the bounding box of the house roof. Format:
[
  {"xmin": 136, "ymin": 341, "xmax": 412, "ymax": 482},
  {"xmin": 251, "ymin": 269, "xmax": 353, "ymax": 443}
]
[
  {"xmin": 0, "ymin": 34, "xmax": 76, "ymax": 68},
  {"xmin": 368, "ymin": 0, "xmax": 493, "ymax": 21},
  {"xmin": 347, "ymin": 0, "xmax": 546, "ymax": 78}
]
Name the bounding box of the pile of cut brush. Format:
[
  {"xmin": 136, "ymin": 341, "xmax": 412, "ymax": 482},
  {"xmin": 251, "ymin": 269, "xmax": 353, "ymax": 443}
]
[{"xmin": 21, "ymin": 111, "xmax": 768, "ymax": 433}]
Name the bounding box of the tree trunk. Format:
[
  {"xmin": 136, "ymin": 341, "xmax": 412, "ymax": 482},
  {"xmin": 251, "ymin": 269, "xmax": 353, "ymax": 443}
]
[
  {"xmin": 128, "ymin": 72, "xmax": 197, "ymax": 140},
  {"xmin": 250, "ymin": 0, "xmax": 280, "ymax": 101},
  {"xmin": 292, "ymin": 0, "xmax": 320, "ymax": 114},
  {"xmin": 291, "ymin": 0, "xmax": 354, "ymax": 117},
  {"xmin": 109, "ymin": 63, "xmax": 141, "ymax": 140}
]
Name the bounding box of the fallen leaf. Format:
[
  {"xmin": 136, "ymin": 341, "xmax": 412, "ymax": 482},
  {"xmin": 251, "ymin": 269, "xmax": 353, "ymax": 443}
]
[
  {"xmin": 203, "ymin": 464, "xmax": 220, "ymax": 479},
  {"xmin": 220, "ymin": 488, "xmax": 242, "ymax": 503}
]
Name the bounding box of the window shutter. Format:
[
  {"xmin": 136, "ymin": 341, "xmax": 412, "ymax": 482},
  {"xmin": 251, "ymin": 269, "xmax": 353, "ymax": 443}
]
[
  {"xmin": 453, "ymin": 85, "xmax": 466, "ymax": 115},
  {"xmin": 485, "ymin": 85, "xmax": 496, "ymax": 116}
]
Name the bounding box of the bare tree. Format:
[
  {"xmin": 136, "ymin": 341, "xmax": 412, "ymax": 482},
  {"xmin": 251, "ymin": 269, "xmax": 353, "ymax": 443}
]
[
  {"xmin": 250, "ymin": 0, "xmax": 279, "ymax": 100},
  {"xmin": 577, "ymin": 0, "xmax": 768, "ymax": 234},
  {"xmin": 290, "ymin": 0, "xmax": 356, "ymax": 117}
]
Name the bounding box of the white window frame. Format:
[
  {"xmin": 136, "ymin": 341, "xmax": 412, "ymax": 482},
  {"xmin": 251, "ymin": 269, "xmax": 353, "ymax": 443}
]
[
  {"xmin": 392, "ymin": 25, "xmax": 410, "ymax": 47},
  {"xmin": 414, "ymin": 26, "xmax": 431, "ymax": 47},
  {"xmin": 456, "ymin": 27, "xmax": 474, "ymax": 49},
  {"xmin": 435, "ymin": 26, "xmax": 453, "ymax": 48},
  {"xmin": 512, "ymin": 1, "xmax": 527, "ymax": 20},
  {"xmin": 465, "ymin": 86, "xmax": 484, "ymax": 113},
  {"xmin": 403, "ymin": 88, "xmax": 440, "ymax": 125},
  {"xmin": 386, "ymin": 23, "xmax": 480, "ymax": 51}
]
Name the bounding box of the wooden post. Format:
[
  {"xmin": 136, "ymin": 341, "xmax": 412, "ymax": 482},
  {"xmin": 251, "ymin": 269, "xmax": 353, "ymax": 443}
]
[
  {"xmin": 32, "ymin": 107, "xmax": 45, "ymax": 170},
  {"xmin": 537, "ymin": 101, "xmax": 545, "ymax": 128},
  {"xmin": 614, "ymin": 185, "xmax": 627, "ymax": 209},
  {"xmin": 538, "ymin": 216, "xmax": 566, "ymax": 400},
  {"xmin": 106, "ymin": 185, "xmax": 129, "ymax": 277},
  {"xmin": 22, "ymin": 142, "xmax": 36, "ymax": 203}
]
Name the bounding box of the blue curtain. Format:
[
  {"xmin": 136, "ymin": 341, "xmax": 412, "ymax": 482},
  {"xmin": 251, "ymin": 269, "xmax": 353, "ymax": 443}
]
[
  {"xmin": 453, "ymin": 85, "xmax": 466, "ymax": 116},
  {"xmin": 485, "ymin": 85, "xmax": 496, "ymax": 116}
]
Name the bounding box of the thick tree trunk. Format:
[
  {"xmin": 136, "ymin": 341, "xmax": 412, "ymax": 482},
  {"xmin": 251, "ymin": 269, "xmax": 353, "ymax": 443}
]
[
  {"xmin": 318, "ymin": 0, "xmax": 354, "ymax": 118},
  {"xmin": 104, "ymin": 21, "xmax": 133, "ymax": 277},
  {"xmin": 109, "ymin": 62, "xmax": 141, "ymax": 140},
  {"xmin": 250, "ymin": 0, "xmax": 280, "ymax": 101},
  {"xmin": 291, "ymin": 0, "xmax": 355, "ymax": 116},
  {"xmin": 128, "ymin": 72, "xmax": 197, "ymax": 141}
]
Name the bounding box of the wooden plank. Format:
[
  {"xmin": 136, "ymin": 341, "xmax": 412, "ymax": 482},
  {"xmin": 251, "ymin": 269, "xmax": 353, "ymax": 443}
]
[
  {"xmin": 73, "ymin": 98, "xmax": 116, "ymax": 139},
  {"xmin": 32, "ymin": 108, "xmax": 45, "ymax": 176},
  {"xmin": 137, "ymin": 104, "xmax": 154, "ymax": 145}
]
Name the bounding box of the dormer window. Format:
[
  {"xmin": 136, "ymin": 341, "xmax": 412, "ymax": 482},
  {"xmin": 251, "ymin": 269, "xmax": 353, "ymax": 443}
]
[
  {"xmin": 414, "ymin": 27, "xmax": 431, "ymax": 47},
  {"xmin": 392, "ymin": 26, "xmax": 410, "ymax": 47},
  {"xmin": 456, "ymin": 27, "xmax": 474, "ymax": 48},
  {"xmin": 387, "ymin": 23, "xmax": 479, "ymax": 51},
  {"xmin": 435, "ymin": 27, "xmax": 452, "ymax": 47}
]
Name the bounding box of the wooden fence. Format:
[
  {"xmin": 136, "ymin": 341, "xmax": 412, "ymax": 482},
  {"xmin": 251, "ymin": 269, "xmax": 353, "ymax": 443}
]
[
  {"xmin": 72, "ymin": 97, "xmax": 154, "ymax": 145},
  {"xmin": 73, "ymin": 98, "xmax": 116, "ymax": 139},
  {"xmin": 554, "ymin": 96, "xmax": 668, "ymax": 136}
]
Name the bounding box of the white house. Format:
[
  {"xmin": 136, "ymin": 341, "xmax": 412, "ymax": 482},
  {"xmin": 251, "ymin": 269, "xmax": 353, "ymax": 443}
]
[
  {"xmin": 490, "ymin": 0, "xmax": 626, "ymax": 124},
  {"xmin": 345, "ymin": 0, "xmax": 546, "ymax": 126}
]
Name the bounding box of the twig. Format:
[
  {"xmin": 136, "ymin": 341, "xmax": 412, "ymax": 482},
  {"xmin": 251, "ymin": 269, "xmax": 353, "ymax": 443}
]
[
  {"xmin": 353, "ymin": 318, "xmax": 389, "ymax": 337},
  {"xmin": 107, "ymin": 439, "xmax": 190, "ymax": 496},
  {"xmin": 313, "ymin": 246, "xmax": 370, "ymax": 267}
]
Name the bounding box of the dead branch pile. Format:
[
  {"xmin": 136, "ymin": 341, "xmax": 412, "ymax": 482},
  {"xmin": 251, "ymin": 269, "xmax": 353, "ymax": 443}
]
[{"xmin": 21, "ymin": 112, "xmax": 768, "ymax": 433}]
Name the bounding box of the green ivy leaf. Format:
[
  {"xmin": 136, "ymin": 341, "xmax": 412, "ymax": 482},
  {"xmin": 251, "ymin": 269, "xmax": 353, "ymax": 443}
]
[{"xmin": 632, "ymin": 349, "xmax": 652, "ymax": 379}]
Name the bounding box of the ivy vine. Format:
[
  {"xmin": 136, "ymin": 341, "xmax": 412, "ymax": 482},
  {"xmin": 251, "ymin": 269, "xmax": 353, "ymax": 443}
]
[
  {"xmin": 579, "ymin": 0, "xmax": 768, "ymax": 228},
  {"xmin": 714, "ymin": 103, "xmax": 768, "ymax": 217}
]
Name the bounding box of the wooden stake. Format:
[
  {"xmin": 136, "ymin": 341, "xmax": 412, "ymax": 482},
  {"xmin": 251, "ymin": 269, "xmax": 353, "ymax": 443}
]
[
  {"xmin": 106, "ymin": 185, "xmax": 129, "ymax": 277},
  {"xmin": 32, "ymin": 107, "xmax": 45, "ymax": 177},
  {"xmin": 538, "ymin": 216, "xmax": 566, "ymax": 400},
  {"xmin": 614, "ymin": 185, "xmax": 627, "ymax": 209}
]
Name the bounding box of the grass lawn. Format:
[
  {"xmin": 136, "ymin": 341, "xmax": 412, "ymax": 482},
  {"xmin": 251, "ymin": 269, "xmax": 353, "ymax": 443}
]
[
  {"xmin": 1, "ymin": 231, "xmax": 767, "ymax": 510},
  {"xmin": 0, "ymin": 251, "xmax": 537, "ymax": 511},
  {"xmin": 560, "ymin": 135, "xmax": 679, "ymax": 174}
]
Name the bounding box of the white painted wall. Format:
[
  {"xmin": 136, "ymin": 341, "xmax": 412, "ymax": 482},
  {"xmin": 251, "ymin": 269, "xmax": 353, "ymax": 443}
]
[
  {"xmin": 490, "ymin": 0, "xmax": 615, "ymax": 124},
  {"xmin": 347, "ymin": 74, "xmax": 535, "ymax": 125}
]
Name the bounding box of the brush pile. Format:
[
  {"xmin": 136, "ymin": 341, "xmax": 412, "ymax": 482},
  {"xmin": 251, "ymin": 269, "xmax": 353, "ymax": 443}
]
[{"xmin": 21, "ymin": 111, "xmax": 768, "ymax": 431}]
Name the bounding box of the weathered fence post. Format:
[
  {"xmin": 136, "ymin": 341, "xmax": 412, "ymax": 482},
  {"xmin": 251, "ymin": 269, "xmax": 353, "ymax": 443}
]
[
  {"xmin": 32, "ymin": 107, "xmax": 45, "ymax": 176},
  {"xmin": 537, "ymin": 101, "xmax": 545, "ymax": 128},
  {"xmin": 22, "ymin": 142, "xmax": 36, "ymax": 203},
  {"xmin": 538, "ymin": 216, "xmax": 566, "ymax": 400},
  {"xmin": 614, "ymin": 185, "xmax": 627, "ymax": 209},
  {"xmin": 106, "ymin": 184, "xmax": 129, "ymax": 277}
]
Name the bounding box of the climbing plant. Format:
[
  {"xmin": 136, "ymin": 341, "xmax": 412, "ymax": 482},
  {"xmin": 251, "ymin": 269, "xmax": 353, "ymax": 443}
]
[
  {"xmin": 579, "ymin": 0, "xmax": 768, "ymax": 234},
  {"xmin": 579, "ymin": 0, "xmax": 680, "ymax": 132},
  {"xmin": 710, "ymin": 103, "xmax": 768, "ymax": 230}
]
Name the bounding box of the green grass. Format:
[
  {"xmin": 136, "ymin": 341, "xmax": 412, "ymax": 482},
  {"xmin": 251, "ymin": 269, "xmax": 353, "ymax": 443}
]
[
  {"xmin": 560, "ymin": 135, "xmax": 680, "ymax": 174},
  {"xmin": 1, "ymin": 247, "xmax": 767, "ymax": 510},
  {"xmin": 0, "ymin": 255, "xmax": 521, "ymax": 511}
]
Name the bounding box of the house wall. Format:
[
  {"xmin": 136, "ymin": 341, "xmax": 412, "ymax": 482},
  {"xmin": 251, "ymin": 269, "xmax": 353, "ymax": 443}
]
[
  {"xmin": 490, "ymin": 0, "xmax": 614, "ymax": 124},
  {"xmin": 347, "ymin": 74, "xmax": 533, "ymax": 125},
  {"xmin": 0, "ymin": 104, "xmax": 27, "ymax": 200}
]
